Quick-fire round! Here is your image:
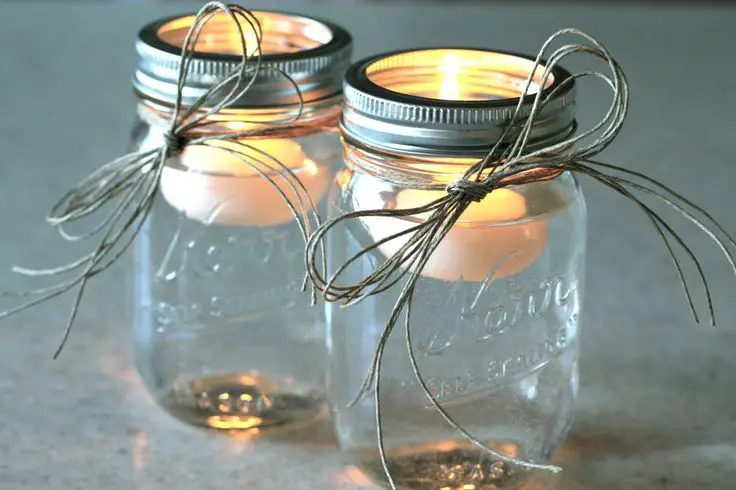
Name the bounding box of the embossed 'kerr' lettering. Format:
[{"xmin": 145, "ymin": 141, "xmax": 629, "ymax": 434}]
[
  {"xmin": 154, "ymin": 225, "xmax": 306, "ymax": 326},
  {"xmin": 415, "ymin": 323, "xmax": 572, "ymax": 403},
  {"xmin": 420, "ymin": 275, "xmax": 577, "ymax": 355}
]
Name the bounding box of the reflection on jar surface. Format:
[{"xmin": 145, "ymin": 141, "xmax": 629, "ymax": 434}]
[
  {"xmin": 130, "ymin": 10, "xmax": 351, "ymax": 432},
  {"xmin": 327, "ymin": 47, "xmax": 585, "ymax": 488}
]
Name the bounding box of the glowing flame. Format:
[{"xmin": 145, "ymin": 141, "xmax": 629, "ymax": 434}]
[{"xmin": 439, "ymin": 53, "xmax": 462, "ymax": 100}]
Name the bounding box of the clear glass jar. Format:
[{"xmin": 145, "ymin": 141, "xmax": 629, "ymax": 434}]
[
  {"xmin": 327, "ymin": 49, "xmax": 586, "ymax": 488},
  {"xmin": 129, "ymin": 11, "xmax": 351, "ymax": 432}
]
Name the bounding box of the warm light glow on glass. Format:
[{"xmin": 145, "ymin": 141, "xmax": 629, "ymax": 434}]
[
  {"xmin": 336, "ymin": 168, "xmax": 353, "ymax": 191},
  {"xmin": 304, "ymin": 158, "xmax": 319, "ymax": 176},
  {"xmin": 366, "ymin": 49, "xmax": 553, "ymax": 101},
  {"xmin": 207, "ymin": 415, "xmax": 264, "ymax": 430},
  {"xmin": 157, "ymin": 11, "xmax": 333, "ymax": 56}
]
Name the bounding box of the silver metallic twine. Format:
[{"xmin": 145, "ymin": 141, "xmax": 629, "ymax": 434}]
[
  {"xmin": 305, "ymin": 29, "xmax": 736, "ymax": 484},
  {"xmin": 1, "ymin": 2, "xmax": 323, "ymax": 358}
]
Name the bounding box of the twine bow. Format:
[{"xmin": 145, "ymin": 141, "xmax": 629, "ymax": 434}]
[
  {"xmin": 306, "ymin": 29, "xmax": 736, "ymax": 485},
  {"xmin": 1, "ymin": 2, "xmax": 323, "ymax": 358}
]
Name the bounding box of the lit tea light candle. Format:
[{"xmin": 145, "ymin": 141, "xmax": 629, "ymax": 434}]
[
  {"xmin": 361, "ymin": 185, "xmax": 547, "ymax": 283},
  {"xmin": 160, "ymin": 138, "xmax": 330, "ymax": 227},
  {"xmin": 359, "ymin": 55, "xmax": 548, "ymax": 282}
]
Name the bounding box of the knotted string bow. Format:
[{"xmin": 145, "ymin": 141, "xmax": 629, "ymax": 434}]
[
  {"xmin": 1, "ymin": 2, "xmax": 323, "ymax": 358},
  {"xmin": 306, "ymin": 29, "xmax": 736, "ymax": 485}
]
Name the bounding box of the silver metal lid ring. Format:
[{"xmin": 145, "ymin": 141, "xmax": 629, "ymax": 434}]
[
  {"xmin": 341, "ymin": 48, "xmax": 576, "ymax": 157},
  {"xmin": 133, "ymin": 10, "xmax": 352, "ymax": 108}
]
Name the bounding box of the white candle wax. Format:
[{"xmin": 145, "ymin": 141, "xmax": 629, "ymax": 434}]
[
  {"xmin": 361, "ymin": 187, "xmax": 548, "ymax": 282},
  {"xmin": 160, "ymin": 139, "xmax": 330, "ymax": 227}
]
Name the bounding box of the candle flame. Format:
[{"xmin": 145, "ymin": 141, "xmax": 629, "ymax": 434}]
[{"xmin": 439, "ymin": 53, "xmax": 461, "ymax": 100}]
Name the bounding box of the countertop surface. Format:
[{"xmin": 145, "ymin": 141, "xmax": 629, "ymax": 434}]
[{"xmin": 1, "ymin": 2, "xmax": 735, "ymax": 489}]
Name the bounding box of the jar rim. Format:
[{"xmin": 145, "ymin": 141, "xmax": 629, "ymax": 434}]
[
  {"xmin": 139, "ymin": 10, "xmax": 350, "ymax": 65},
  {"xmin": 341, "ymin": 47, "xmax": 576, "ymax": 157},
  {"xmin": 133, "ymin": 10, "xmax": 352, "ymax": 109}
]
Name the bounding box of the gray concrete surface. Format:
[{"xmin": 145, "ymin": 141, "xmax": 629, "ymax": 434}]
[{"xmin": 0, "ymin": 1, "xmax": 735, "ymax": 489}]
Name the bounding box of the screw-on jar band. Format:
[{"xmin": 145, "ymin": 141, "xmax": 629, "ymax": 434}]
[
  {"xmin": 341, "ymin": 48, "xmax": 576, "ymax": 157},
  {"xmin": 133, "ymin": 10, "xmax": 352, "ymax": 108}
]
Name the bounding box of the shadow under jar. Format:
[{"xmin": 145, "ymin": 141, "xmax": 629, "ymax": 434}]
[
  {"xmin": 130, "ymin": 11, "xmax": 351, "ymax": 432},
  {"xmin": 327, "ymin": 49, "xmax": 586, "ymax": 488}
]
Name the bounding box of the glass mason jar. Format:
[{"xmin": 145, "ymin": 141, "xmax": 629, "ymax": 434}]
[
  {"xmin": 129, "ymin": 11, "xmax": 352, "ymax": 431},
  {"xmin": 327, "ymin": 49, "xmax": 586, "ymax": 488}
]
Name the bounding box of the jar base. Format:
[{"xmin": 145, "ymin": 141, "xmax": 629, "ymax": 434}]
[
  {"xmin": 348, "ymin": 440, "xmax": 531, "ymax": 490},
  {"xmin": 157, "ymin": 373, "xmax": 328, "ymax": 432}
]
